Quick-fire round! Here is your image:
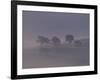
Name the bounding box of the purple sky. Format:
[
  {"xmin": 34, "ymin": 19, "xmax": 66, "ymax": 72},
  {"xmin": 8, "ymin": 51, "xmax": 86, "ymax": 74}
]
[{"xmin": 22, "ymin": 11, "xmax": 89, "ymax": 48}]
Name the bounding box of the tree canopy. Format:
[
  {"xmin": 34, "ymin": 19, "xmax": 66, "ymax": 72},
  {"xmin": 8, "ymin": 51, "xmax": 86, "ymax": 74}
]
[
  {"xmin": 51, "ymin": 36, "xmax": 61, "ymax": 46},
  {"xmin": 65, "ymin": 34, "xmax": 74, "ymax": 44},
  {"xmin": 36, "ymin": 36, "xmax": 50, "ymax": 45}
]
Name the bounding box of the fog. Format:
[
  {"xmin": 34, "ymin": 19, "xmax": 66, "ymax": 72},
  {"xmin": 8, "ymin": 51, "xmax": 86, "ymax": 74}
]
[{"xmin": 22, "ymin": 11, "xmax": 90, "ymax": 69}]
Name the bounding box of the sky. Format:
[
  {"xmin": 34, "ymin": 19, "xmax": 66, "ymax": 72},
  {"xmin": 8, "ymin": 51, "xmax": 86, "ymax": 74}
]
[{"xmin": 22, "ymin": 10, "xmax": 89, "ymax": 48}]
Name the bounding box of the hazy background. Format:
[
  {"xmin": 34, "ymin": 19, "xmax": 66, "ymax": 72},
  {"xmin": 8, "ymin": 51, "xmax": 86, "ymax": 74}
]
[
  {"xmin": 22, "ymin": 10, "xmax": 90, "ymax": 69},
  {"xmin": 22, "ymin": 11, "xmax": 89, "ymax": 49}
]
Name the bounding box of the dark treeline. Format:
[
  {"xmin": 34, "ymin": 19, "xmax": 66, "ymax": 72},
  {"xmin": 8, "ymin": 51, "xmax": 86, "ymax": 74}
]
[{"xmin": 36, "ymin": 34, "xmax": 82, "ymax": 47}]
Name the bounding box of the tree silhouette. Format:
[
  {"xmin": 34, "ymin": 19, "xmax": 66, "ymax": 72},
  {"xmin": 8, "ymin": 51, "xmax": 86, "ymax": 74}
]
[
  {"xmin": 36, "ymin": 36, "xmax": 50, "ymax": 46},
  {"xmin": 52, "ymin": 36, "xmax": 61, "ymax": 46},
  {"xmin": 74, "ymin": 40, "xmax": 82, "ymax": 47},
  {"xmin": 65, "ymin": 34, "xmax": 74, "ymax": 44}
]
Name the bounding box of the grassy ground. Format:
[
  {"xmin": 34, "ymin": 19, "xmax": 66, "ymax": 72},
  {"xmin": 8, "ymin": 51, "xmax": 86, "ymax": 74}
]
[{"xmin": 22, "ymin": 46, "xmax": 89, "ymax": 69}]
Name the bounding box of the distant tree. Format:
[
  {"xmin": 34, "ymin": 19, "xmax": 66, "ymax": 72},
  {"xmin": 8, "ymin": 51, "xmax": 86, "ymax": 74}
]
[
  {"xmin": 36, "ymin": 36, "xmax": 50, "ymax": 46},
  {"xmin": 65, "ymin": 34, "xmax": 74, "ymax": 44},
  {"xmin": 52, "ymin": 36, "xmax": 61, "ymax": 46},
  {"xmin": 74, "ymin": 40, "xmax": 82, "ymax": 47}
]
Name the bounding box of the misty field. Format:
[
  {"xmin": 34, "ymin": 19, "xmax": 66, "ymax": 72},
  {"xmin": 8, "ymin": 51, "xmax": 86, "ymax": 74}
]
[
  {"xmin": 22, "ymin": 45, "xmax": 89, "ymax": 69},
  {"xmin": 22, "ymin": 11, "xmax": 90, "ymax": 69}
]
